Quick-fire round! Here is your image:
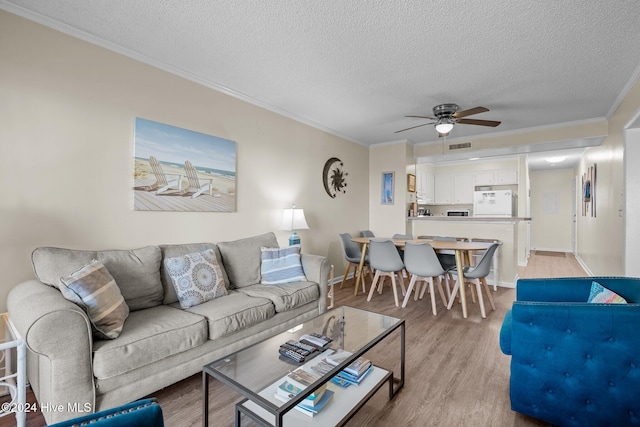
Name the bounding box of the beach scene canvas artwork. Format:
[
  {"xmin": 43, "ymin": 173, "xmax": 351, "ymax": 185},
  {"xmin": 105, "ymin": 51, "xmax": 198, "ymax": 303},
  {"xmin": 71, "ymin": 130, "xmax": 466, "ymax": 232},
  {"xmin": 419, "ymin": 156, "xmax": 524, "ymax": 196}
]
[{"xmin": 133, "ymin": 117, "xmax": 236, "ymax": 212}]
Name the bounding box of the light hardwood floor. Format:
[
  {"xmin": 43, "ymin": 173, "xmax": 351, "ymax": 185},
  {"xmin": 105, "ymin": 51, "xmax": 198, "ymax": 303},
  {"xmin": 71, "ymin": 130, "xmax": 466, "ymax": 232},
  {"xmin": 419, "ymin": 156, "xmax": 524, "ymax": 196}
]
[{"xmin": 8, "ymin": 251, "xmax": 585, "ymax": 427}]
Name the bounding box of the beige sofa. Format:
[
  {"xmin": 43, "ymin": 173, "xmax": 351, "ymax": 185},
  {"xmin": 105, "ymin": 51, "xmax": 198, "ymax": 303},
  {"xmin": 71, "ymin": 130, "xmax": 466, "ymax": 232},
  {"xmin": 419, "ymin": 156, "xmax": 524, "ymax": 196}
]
[{"xmin": 7, "ymin": 232, "xmax": 330, "ymax": 425}]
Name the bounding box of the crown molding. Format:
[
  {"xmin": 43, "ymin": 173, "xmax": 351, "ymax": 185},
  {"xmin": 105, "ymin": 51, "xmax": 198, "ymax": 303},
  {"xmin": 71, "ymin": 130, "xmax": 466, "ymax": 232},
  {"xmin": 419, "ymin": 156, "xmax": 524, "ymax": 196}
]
[{"xmin": 0, "ymin": 1, "xmax": 368, "ymax": 147}]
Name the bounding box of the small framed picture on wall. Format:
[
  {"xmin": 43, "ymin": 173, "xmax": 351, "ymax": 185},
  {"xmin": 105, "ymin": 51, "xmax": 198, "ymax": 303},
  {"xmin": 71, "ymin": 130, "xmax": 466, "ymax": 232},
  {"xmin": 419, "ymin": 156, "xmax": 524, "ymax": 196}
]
[
  {"xmin": 407, "ymin": 173, "xmax": 416, "ymax": 192},
  {"xmin": 381, "ymin": 172, "xmax": 394, "ymax": 205}
]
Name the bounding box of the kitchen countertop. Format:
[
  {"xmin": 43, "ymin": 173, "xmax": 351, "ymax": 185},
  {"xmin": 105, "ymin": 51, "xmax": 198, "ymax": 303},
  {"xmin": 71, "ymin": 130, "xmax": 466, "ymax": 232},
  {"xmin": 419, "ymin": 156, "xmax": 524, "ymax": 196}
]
[{"xmin": 408, "ymin": 216, "xmax": 531, "ymax": 222}]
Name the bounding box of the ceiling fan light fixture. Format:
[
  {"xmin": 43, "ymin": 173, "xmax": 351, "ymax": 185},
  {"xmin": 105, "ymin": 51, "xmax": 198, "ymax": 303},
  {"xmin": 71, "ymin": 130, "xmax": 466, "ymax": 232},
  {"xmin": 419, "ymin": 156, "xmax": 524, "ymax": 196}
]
[{"xmin": 435, "ymin": 121, "xmax": 454, "ymax": 134}]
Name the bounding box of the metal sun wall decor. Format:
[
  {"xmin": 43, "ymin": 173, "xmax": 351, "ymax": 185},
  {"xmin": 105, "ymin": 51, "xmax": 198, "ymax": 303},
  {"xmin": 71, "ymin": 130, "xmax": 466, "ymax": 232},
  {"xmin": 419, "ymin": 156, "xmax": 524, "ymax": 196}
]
[
  {"xmin": 323, "ymin": 157, "xmax": 348, "ymax": 198},
  {"xmin": 133, "ymin": 117, "xmax": 237, "ymax": 212},
  {"xmin": 582, "ymin": 163, "xmax": 597, "ymax": 217}
]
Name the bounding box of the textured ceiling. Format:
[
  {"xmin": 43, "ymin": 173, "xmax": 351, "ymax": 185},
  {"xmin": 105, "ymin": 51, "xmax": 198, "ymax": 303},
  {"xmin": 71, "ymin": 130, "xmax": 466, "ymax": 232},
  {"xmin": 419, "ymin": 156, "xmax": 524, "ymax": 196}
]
[{"xmin": 3, "ymin": 0, "xmax": 640, "ymax": 153}]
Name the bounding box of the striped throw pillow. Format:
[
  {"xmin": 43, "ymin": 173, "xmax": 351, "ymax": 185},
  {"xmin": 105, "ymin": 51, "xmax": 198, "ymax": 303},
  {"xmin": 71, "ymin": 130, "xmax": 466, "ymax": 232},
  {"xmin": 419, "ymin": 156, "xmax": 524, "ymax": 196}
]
[
  {"xmin": 60, "ymin": 260, "xmax": 129, "ymax": 339},
  {"xmin": 260, "ymin": 246, "xmax": 307, "ymax": 285}
]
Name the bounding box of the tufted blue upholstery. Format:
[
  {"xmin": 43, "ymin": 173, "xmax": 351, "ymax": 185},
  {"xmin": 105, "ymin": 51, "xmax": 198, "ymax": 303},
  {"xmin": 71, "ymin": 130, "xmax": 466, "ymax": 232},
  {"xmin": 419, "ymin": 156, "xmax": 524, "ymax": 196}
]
[{"xmin": 500, "ymin": 277, "xmax": 640, "ymax": 426}]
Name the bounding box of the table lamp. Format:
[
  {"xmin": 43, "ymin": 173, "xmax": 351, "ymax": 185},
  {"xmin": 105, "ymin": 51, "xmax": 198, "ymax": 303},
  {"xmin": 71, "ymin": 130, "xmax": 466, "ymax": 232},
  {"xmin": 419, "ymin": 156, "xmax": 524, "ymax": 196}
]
[{"xmin": 279, "ymin": 204, "xmax": 309, "ymax": 246}]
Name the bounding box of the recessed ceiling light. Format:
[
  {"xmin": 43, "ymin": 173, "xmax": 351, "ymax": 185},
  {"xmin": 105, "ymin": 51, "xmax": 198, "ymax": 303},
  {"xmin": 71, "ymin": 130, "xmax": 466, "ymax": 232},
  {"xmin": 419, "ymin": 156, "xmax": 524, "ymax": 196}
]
[
  {"xmin": 545, "ymin": 156, "xmax": 566, "ymax": 163},
  {"xmin": 468, "ymin": 157, "xmax": 480, "ymax": 161}
]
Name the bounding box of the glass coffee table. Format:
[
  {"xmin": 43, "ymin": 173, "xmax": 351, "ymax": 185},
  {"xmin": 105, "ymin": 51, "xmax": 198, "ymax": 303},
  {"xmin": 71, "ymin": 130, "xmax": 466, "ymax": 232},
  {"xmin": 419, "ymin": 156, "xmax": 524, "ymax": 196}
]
[{"xmin": 202, "ymin": 306, "xmax": 405, "ymax": 427}]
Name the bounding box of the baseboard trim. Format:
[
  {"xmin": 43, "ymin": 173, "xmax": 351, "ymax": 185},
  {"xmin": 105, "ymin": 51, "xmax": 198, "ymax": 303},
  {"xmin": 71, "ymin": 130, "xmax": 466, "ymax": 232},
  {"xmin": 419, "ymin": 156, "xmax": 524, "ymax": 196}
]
[{"xmin": 574, "ymin": 253, "xmax": 594, "ymax": 276}]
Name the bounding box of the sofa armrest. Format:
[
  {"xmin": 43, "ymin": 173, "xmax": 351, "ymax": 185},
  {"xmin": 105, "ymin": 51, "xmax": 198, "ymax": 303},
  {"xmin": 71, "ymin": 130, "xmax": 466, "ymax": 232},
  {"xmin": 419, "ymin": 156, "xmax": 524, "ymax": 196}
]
[
  {"xmin": 516, "ymin": 277, "xmax": 640, "ymax": 303},
  {"xmin": 509, "ymin": 302, "xmax": 640, "ymax": 425},
  {"xmin": 8, "ymin": 279, "xmax": 96, "ymax": 424},
  {"xmin": 301, "ymin": 254, "xmax": 331, "ymax": 313},
  {"xmin": 499, "ymin": 310, "xmax": 512, "ymax": 355}
]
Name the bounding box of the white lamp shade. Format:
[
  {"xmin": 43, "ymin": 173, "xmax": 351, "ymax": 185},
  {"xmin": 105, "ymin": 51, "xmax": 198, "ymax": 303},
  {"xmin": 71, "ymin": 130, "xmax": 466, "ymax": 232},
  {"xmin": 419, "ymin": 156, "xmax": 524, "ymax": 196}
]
[
  {"xmin": 279, "ymin": 207, "xmax": 309, "ymax": 231},
  {"xmin": 435, "ymin": 122, "xmax": 454, "ymax": 134}
]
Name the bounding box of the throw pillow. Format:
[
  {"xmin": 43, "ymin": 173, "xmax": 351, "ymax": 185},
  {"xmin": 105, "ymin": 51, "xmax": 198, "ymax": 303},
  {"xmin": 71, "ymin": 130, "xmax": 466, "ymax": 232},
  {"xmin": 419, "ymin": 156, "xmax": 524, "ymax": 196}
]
[
  {"xmin": 59, "ymin": 260, "xmax": 130, "ymax": 340},
  {"xmin": 587, "ymin": 281, "xmax": 628, "ymax": 304},
  {"xmin": 164, "ymin": 249, "xmax": 228, "ymax": 309},
  {"xmin": 260, "ymin": 246, "xmax": 307, "ymax": 285}
]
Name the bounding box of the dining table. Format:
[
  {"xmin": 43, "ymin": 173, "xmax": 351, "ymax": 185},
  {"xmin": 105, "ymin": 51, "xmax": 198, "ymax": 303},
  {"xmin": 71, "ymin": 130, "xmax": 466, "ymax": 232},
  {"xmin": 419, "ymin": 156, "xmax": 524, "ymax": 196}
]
[{"xmin": 350, "ymin": 237, "xmax": 491, "ymax": 318}]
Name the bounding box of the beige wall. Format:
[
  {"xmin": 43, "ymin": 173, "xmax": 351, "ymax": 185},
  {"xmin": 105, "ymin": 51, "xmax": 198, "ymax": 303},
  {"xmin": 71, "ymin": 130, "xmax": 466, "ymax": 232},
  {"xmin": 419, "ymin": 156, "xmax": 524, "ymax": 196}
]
[
  {"xmin": 575, "ymin": 79, "xmax": 640, "ymax": 275},
  {"xmin": 529, "ymin": 169, "xmax": 575, "ymax": 252},
  {"xmin": 369, "ymin": 142, "xmax": 411, "ymax": 237},
  {"xmin": 0, "ymin": 11, "xmax": 370, "ymax": 311}
]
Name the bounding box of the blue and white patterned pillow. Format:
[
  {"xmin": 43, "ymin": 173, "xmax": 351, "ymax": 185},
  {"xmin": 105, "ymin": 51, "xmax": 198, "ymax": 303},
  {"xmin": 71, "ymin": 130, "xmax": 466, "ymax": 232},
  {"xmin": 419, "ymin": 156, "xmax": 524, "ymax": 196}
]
[
  {"xmin": 164, "ymin": 249, "xmax": 228, "ymax": 308},
  {"xmin": 587, "ymin": 281, "xmax": 627, "ymax": 304},
  {"xmin": 260, "ymin": 246, "xmax": 306, "ymax": 285}
]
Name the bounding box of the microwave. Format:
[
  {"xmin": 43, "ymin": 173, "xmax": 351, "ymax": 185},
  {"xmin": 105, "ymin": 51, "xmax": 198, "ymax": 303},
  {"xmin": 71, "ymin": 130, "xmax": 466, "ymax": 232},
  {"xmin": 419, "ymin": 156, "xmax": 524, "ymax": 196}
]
[{"xmin": 446, "ymin": 209, "xmax": 470, "ymax": 217}]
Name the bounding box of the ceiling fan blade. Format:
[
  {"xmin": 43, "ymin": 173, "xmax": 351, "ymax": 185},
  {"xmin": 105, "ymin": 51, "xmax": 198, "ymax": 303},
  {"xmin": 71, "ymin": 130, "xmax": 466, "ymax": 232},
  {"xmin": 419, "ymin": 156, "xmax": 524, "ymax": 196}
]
[
  {"xmin": 453, "ymin": 106, "xmax": 489, "ymax": 118},
  {"xmin": 394, "ymin": 122, "xmax": 434, "ymax": 133},
  {"xmin": 404, "ymin": 115, "xmax": 437, "ymax": 120},
  {"xmin": 457, "ymin": 118, "xmax": 501, "ymax": 127}
]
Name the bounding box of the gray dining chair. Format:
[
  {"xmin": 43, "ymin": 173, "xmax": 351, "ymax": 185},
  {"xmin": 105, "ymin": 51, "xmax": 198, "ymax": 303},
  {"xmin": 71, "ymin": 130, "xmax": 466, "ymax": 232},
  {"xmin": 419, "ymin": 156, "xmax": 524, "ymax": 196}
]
[
  {"xmin": 431, "ymin": 236, "xmax": 458, "ymax": 270},
  {"xmin": 446, "ymin": 243, "xmax": 499, "ymax": 318},
  {"xmin": 402, "ymin": 242, "xmax": 448, "ymax": 314},
  {"xmin": 367, "ymin": 239, "xmax": 406, "ymax": 307},
  {"xmin": 338, "ymin": 233, "xmax": 372, "ymax": 295},
  {"xmin": 361, "ymin": 230, "xmax": 375, "ymax": 238},
  {"xmin": 392, "ymin": 233, "xmax": 413, "ymax": 263}
]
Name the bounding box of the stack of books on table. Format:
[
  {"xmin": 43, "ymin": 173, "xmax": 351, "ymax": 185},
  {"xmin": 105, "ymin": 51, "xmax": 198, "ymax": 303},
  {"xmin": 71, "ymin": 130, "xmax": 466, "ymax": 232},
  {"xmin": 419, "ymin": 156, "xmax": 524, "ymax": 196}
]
[
  {"xmin": 311, "ymin": 350, "xmax": 374, "ymax": 388},
  {"xmin": 273, "ymin": 367, "xmax": 334, "ymax": 417}
]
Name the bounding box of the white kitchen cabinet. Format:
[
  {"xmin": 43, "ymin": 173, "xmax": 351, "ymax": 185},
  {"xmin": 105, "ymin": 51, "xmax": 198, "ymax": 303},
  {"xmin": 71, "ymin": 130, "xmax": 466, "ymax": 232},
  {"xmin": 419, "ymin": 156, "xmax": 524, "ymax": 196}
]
[
  {"xmin": 454, "ymin": 174, "xmax": 474, "ymax": 203},
  {"xmin": 474, "ymin": 171, "xmax": 496, "ymax": 186},
  {"xmin": 496, "ymin": 169, "xmax": 518, "ymax": 185},
  {"xmin": 434, "ymin": 173, "xmax": 472, "ymax": 204},
  {"xmin": 416, "ymin": 169, "xmax": 435, "ymax": 204},
  {"xmin": 473, "ymin": 169, "xmax": 518, "ymax": 187},
  {"xmin": 434, "ymin": 174, "xmax": 453, "ymax": 204},
  {"xmin": 424, "ymin": 172, "xmax": 435, "ymax": 203}
]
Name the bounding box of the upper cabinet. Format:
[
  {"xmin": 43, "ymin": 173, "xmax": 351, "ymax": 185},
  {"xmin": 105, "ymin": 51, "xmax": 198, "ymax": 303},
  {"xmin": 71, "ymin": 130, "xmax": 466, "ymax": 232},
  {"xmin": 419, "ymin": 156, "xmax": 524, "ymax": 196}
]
[
  {"xmin": 454, "ymin": 174, "xmax": 474, "ymax": 204},
  {"xmin": 434, "ymin": 173, "xmax": 473, "ymax": 204},
  {"xmin": 420, "ymin": 163, "xmax": 519, "ymax": 205},
  {"xmin": 416, "ymin": 170, "xmax": 435, "ymax": 204},
  {"xmin": 496, "ymin": 169, "xmax": 518, "ymax": 185},
  {"xmin": 474, "ymin": 169, "xmax": 518, "ymax": 186}
]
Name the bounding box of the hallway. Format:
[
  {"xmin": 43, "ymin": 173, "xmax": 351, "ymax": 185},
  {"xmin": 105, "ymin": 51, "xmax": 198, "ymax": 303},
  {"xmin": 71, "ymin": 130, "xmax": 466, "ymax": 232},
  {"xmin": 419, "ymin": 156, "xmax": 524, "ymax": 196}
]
[{"xmin": 517, "ymin": 250, "xmax": 587, "ymax": 279}]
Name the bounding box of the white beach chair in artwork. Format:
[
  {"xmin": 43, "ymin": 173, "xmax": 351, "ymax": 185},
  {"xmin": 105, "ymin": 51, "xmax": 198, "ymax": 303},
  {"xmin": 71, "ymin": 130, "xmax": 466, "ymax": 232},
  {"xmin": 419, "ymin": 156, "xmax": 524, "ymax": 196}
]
[
  {"xmin": 184, "ymin": 161, "xmax": 219, "ymax": 198},
  {"xmin": 148, "ymin": 156, "xmax": 183, "ymax": 194}
]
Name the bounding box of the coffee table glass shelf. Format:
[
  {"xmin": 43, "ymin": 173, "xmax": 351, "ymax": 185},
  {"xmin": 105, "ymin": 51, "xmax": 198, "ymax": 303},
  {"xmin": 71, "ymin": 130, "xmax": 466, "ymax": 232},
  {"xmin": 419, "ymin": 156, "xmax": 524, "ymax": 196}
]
[{"xmin": 203, "ymin": 306, "xmax": 405, "ymax": 427}]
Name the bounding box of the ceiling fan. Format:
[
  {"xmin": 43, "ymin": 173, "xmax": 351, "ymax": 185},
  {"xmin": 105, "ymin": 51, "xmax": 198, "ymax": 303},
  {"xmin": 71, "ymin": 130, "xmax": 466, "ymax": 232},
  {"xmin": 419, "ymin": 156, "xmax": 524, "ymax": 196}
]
[{"xmin": 395, "ymin": 103, "xmax": 501, "ymax": 137}]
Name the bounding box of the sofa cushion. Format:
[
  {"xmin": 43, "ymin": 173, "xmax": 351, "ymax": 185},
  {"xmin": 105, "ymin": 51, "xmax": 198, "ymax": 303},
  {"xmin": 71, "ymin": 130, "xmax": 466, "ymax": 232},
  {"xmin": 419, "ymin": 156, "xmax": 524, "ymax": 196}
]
[
  {"xmin": 92, "ymin": 305, "xmax": 207, "ymax": 379},
  {"xmin": 159, "ymin": 243, "xmax": 229, "ymax": 305},
  {"xmin": 60, "ymin": 260, "xmax": 129, "ymax": 340},
  {"xmin": 260, "ymin": 246, "xmax": 306, "ymax": 285},
  {"xmin": 237, "ymin": 282, "xmax": 319, "ymax": 313},
  {"xmin": 32, "ymin": 246, "xmax": 164, "ymax": 311},
  {"xmin": 587, "ymin": 281, "xmax": 627, "ymax": 304},
  {"xmin": 164, "ymin": 249, "xmax": 228, "ymax": 309},
  {"xmin": 217, "ymin": 232, "xmax": 279, "ymax": 288},
  {"xmin": 183, "ymin": 291, "xmax": 275, "ymax": 339}
]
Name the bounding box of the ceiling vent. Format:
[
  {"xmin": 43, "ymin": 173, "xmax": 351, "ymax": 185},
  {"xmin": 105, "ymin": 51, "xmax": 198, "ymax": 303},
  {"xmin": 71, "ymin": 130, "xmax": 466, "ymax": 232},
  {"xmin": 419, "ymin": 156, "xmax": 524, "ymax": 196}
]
[{"xmin": 449, "ymin": 142, "xmax": 472, "ymax": 150}]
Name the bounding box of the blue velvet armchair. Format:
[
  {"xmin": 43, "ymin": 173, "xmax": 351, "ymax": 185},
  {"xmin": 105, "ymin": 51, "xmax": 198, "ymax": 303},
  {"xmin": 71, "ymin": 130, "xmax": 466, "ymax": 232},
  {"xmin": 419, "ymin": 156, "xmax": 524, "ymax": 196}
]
[
  {"xmin": 49, "ymin": 398, "xmax": 164, "ymax": 427},
  {"xmin": 500, "ymin": 277, "xmax": 640, "ymax": 426}
]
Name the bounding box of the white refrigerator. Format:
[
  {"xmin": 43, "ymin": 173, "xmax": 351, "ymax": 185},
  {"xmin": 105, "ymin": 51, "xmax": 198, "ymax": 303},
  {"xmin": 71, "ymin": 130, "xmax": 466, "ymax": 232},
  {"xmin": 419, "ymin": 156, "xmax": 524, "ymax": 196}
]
[{"xmin": 473, "ymin": 190, "xmax": 513, "ymax": 217}]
